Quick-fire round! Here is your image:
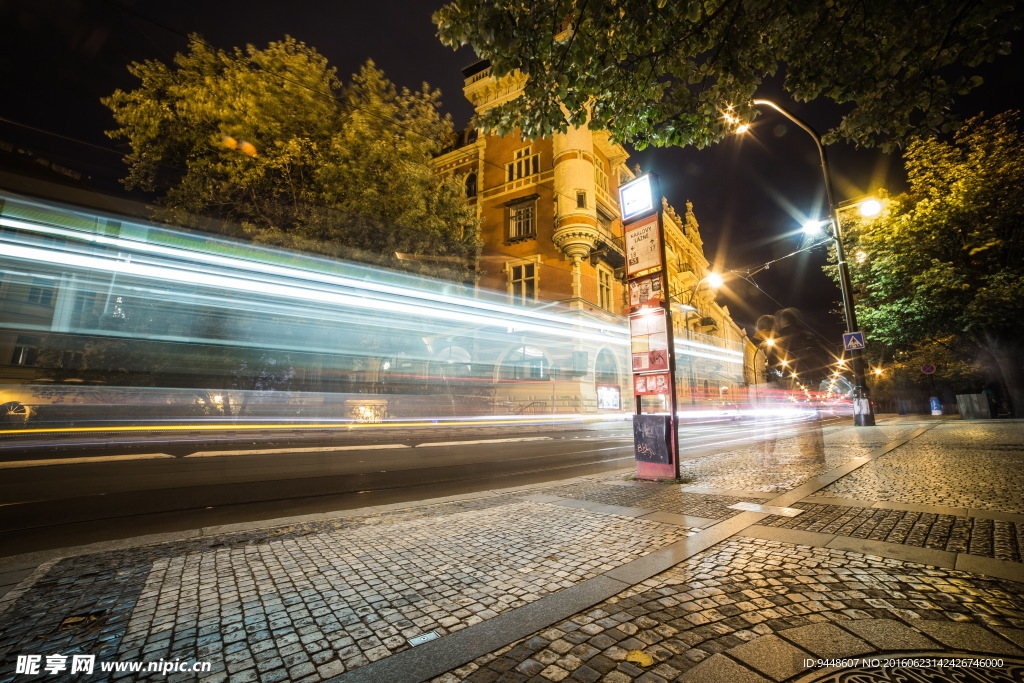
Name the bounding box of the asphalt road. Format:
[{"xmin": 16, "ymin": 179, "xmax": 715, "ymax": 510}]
[{"xmin": 0, "ymin": 416, "xmax": 813, "ymax": 557}]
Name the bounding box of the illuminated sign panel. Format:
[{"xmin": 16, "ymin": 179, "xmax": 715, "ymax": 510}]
[
  {"xmin": 624, "ymin": 214, "xmax": 662, "ymax": 277},
  {"xmin": 619, "ymin": 174, "xmax": 655, "ymax": 222},
  {"xmin": 597, "ymin": 385, "xmax": 621, "ymax": 410}
]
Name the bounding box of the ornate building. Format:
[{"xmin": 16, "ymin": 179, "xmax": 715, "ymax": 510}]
[{"xmin": 433, "ymin": 61, "xmax": 754, "ymax": 412}]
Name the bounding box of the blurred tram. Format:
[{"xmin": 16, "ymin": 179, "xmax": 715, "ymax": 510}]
[{"xmin": 0, "ymin": 191, "xmax": 748, "ymax": 430}]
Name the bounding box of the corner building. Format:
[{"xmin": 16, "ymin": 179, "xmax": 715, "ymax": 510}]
[{"xmin": 434, "ymin": 62, "xmax": 753, "ymax": 414}]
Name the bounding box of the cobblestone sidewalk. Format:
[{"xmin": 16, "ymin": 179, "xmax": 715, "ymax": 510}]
[
  {"xmin": 437, "ymin": 537, "xmax": 1024, "ymax": 683},
  {"xmin": 0, "ymin": 418, "xmax": 1021, "ymax": 683}
]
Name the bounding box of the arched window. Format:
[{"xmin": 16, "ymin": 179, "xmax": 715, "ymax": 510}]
[
  {"xmin": 431, "ymin": 345, "xmax": 472, "ymax": 381},
  {"xmin": 595, "ymin": 348, "xmax": 621, "ymax": 410},
  {"xmin": 594, "ymin": 349, "xmax": 618, "ymax": 385},
  {"xmin": 465, "ymin": 173, "xmax": 477, "ymax": 198}
]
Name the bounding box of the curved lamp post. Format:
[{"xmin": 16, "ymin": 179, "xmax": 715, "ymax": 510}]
[
  {"xmin": 670, "ymin": 273, "xmax": 723, "ymax": 406},
  {"xmin": 747, "ymin": 98, "xmax": 875, "ymax": 426}
]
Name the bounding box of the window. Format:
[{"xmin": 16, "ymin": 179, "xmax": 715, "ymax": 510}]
[
  {"xmin": 506, "ymin": 146, "xmax": 540, "ymax": 183},
  {"xmin": 595, "ymin": 349, "xmax": 620, "ymax": 410},
  {"xmin": 10, "ymin": 335, "xmax": 41, "ymax": 366},
  {"xmin": 594, "ymin": 161, "xmax": 608, "ymax": 193},
  {"xmin": 464, "ymin": 172, "xmax": 477, "ymax": 198},
  {"xmin": 506, "ymin": 194, "xmax": 538, "ymax": 242},
  {"xmin": 58, "ymin": 350, "xmax": 83, "ymax": 370},
  {"xmin": 432, "ymin": 346, "xmax": 473, "ymax": 381},
  {"xmin": 502, "ymin": 345, "xmax": 548, "ymax": 380},
  {"xmin": 73, "ymin": 291, "xmax": 97, "ymax": 314},
  {"xmin": 598, "ymin": 267, "xmax": 614, "ymax": 311},
  {"xmin": 596, "ymin": 204, "xmax": 614, "ymax": 235},
  {"xmin": 509, "ymin": 262, "xmax": 537, "ymax": 304},
  {"xmin": 576, "ymin": 191, "xmax": 587, "ymax": 209},
  {"xmin": 27, "ymin": 277, "xmax": 54, "ymax": 307}
]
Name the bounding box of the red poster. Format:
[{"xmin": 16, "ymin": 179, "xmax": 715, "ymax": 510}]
[{"xmin": 634, "ymin": 372, "xmax": 670, "ymax": 396}]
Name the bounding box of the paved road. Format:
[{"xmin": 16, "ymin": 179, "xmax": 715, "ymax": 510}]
[
  {"xmin": 0, "ymin": 416, "xmax": 808, "ymax": 556},
  {"xmin": 1, "ymin": 415, "xmax": 1020, "ymax": 682}
]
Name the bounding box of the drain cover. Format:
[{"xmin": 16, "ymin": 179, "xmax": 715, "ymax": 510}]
[
  {"xmin": 407, "ymin": 632, "xmax": 439, "ymax": 647},
  {"xmin": 728, "ymin": 501, "xmax": 804, "ymax": 517}
]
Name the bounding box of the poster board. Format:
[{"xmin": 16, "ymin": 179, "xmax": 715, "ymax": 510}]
[
  {"xmin": 629, "ymin": 309, "xmax": 669, "ymax": 373},
  {"xmin": 628, "ymin": 272, "xmax": 665, "ymax": 310},
  {"xmin": 624, "ymin": 214, "xmax": 662, "ymax": 278}
]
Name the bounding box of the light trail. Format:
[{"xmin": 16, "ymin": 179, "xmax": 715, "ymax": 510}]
[
  {"xmin": 0, "ymin": 413, "xmax": 629, "ymax": 437},
  {"xmin": 0, "ymin": 191, "xmax": 759, "ymax": 433}
]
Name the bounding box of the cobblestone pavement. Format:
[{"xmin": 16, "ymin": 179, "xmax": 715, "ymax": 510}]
[
  {"xmin": 760, "ymin": 504, "xmax": 1023, "ymax": 562},
  {"xmin": 669, "ymin": 422, "xmax": 924, "ymax": 494},
  {"xmin": 0, "ymin": 501, "xmax": 694, "ymax": 682},
  {"xmin": 822, "ymin": 423, "xmax": 1024, "ymax": 512},
  {"xmin": 536, "ymin": 482, "xmax": 768, "ymax": 520},
  {"xmin": 437, "ymin": 537, "xmax": 1024, "ymax": 683},
  {"xmin": 0, "ymin": 417, "xmax": 1022, "ymax": 683}
]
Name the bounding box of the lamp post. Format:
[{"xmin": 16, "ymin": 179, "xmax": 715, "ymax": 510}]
[
  {"xmin": 747, "ymin": 98, "xmax": 875, "ymax": 426},
  {"xmin": 671, "ymin": 273, "xmax": 722, "ymax": 406}
]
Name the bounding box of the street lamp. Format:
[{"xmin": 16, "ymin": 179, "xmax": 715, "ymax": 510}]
[
  {"xmin": 740, "ymin": 98, "xmax": 876, "ymax": 426},
  {"xmin": 670, "ymin": 272, "xmax": 723, "ymax": 327},
  {"xmin": 671, "ymin": 272, "xmax": 723, "ymax": 405},
  {"xmin": 857, "ymin": 198, "xmax": 882, "ymax": 218}
]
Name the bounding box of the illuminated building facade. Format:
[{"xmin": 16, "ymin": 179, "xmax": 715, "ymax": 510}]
[
  {"xmin": 433, "ymin": 62, "xmax": 753, "ymax": 412},
  {"xmin": 0, "ymin": 70, "xmax": 753, "ymax": 422}
]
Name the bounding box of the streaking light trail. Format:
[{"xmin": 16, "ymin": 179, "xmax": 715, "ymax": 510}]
[{"xmin": 0, "ymin": 191, "xmax": 752, "ymax": 432}]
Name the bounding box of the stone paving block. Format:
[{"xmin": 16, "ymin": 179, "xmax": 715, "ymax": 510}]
[
  {"xmin": 777, "ymin": 622, "xmax": 874, "ymax": 658},
  {"xmin": 841, "ymin": 618, "xmax": 940, "ymax": 651},
  {"xmin": 7, "ymin": 422, "xmax": 1024, "ymax": 683},
  {"xmin": 726, "ymin": 633, "xmax": 814, "ymax": 680},
  {"xmin": 912, "ymin": 620, "xmax": 1024, "ymax": 655},
  {"xmin": 569, "ymin": 664, "xmax": 600, "ymax": 682},
  {"xmin": 993, "ymin": 627, "xmax": 1024, "ymax": 651},
  {"xmin": 677, "ymin": 653, "xmax": 773, "ymax": 683}
]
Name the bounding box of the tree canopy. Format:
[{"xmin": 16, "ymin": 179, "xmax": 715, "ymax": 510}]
[
  {"xmin": 840, "ymin": 111, "xmax": 1024, "ymax": 414},
  {"xmin": 103, "ymin": 36, "xmax": 480, "ymax": 280},
  {"xmin": 434, "ymin": 0, "xmax": 1019, "ymax": 150}
]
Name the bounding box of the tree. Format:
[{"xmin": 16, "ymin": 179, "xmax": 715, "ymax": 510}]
[
  {"xmin": 840, "ymin": 111, "xmax": 1024, "ymax": 415},
  {"xmin": 103, "ymin": 36, "xmax": 480, "ymax": 280},
  {"xmin": 434, "ymin": 0, "xmax": 1020, "ymax": 150}
]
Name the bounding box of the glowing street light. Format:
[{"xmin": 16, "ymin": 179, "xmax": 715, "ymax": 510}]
[
  {"xmin": 674, "ymin": 271, "xmax": 724, "ymax": 312},
  {"xmin": 802, "ymin": 219, "xmax": 827, "ymax": 235},
  {"xmin": 858, "ymin": 198, "xmax": 882, "ymax": 218},
  {"xmin": 737, "ymin": 98, "xmax": 876, "ymax": 426}
]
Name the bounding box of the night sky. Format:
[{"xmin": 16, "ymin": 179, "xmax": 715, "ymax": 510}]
[{"xmin": 2, "ymin": 0, "xmax": 1021, "ymax": 344}]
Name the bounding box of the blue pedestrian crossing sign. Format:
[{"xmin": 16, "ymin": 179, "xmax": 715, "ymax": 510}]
[{"xmin": 843, "ymin": 331, "xmax": 866, "ymax": 351}]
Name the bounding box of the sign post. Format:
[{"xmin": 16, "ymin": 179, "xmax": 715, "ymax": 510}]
[
  {"xmin": 619, "ymin": 173, "xmax": 680, "ymax": 480},
  {"xmin": 922, "ymin": 364, "xmax": 942, "ymax": 415}
]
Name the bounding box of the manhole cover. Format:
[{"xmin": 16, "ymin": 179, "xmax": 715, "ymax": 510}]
[{"xmin": 794, "ymin": 653, "xmax": 1024, "ymax": 682}]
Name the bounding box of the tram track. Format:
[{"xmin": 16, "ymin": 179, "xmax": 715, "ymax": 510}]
[{"xmin": 0, "ymin": 415, "xmax": 838, "ymax": 557}]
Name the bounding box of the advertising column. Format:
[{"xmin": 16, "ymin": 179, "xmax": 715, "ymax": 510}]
[{"xmin": 619, "ymin": 173, "xmax": 680, "ymax": 480}]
